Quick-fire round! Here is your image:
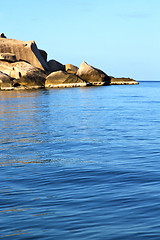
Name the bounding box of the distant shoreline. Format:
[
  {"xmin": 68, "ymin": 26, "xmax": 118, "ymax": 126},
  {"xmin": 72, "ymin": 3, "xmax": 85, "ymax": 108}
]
[{"xmin": 0, "ymin": 33, "xmax": 139, "ymax": 90}]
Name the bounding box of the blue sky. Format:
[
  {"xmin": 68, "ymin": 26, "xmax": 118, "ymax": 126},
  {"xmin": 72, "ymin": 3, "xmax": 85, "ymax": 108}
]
[{"xmin": 1, "ymin": 0, "xmax": 160, "ymax": 80}]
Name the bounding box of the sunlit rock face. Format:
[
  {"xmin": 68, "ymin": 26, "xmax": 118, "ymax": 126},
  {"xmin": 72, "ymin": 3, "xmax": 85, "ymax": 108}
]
[
  {"xmin": 0, "ymin": 37, "xmax": 48, "ymax": 71},
  {"xmin": 110, "ymin": 77, "xmax": 139, "ymax": 85},
  {"xmin": 65, "ymin": 64, "xmax": 78, "ymax": 75},
  {"xmin": 0, "ymin": 53, "xmax": 17, "ymax": 62},
  {"xmin": 0, "ymin": 33, "xmax": 138, "ymax": 90},
  {"xmin": 45, "ymin": 70, "xmax": 88, "ymax": 88},
  {"xmin": 77, "ymin": 61, "xmax": 111, "ymax": 86},
  {"xmin": 10, "ymin": 62, "xmax": 46, "ymax": 89},
  {"xmin": 0, "ymin": 61, "xmax": 46, "ymax": 89}
]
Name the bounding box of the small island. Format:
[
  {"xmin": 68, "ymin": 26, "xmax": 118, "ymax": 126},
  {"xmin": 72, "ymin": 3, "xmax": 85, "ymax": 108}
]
[{"xmin": 0, "ymin": 33, "xmax": 139, "ymax": 90}]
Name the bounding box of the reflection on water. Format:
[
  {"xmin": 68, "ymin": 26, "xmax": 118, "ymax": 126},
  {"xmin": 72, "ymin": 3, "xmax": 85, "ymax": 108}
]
[
  {"xmin": 1, "ymin": 83, "xmax": 160, "ymax": 239},
  {"xmin": 0, "ymin": 207, "xmax": 31, "ymax": 213},
  {"xmin": 1, "ymin": 231, "xmax": 30, "ymax": 238}
]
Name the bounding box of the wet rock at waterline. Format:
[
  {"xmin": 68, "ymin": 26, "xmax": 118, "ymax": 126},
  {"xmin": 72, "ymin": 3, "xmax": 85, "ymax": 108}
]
[
  {"xmin": 0, "ymin": 61, "xmax": 46, "ymax": 90},
  {"xmin": 110, "ymin": 77, "xmax": 139, "ymax": 85},
  {"xmin": 0, "ymin": 71, "xmax": 13, "ymax": 90},
  {"xmin": 45, "ymin": 70, "xmax": 88, "ymax": 88}
]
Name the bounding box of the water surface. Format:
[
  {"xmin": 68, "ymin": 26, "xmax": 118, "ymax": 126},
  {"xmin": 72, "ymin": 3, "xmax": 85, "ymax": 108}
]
[{"xmin": 0, "ymin": 82, "xmax": 160, "ymax": 239}]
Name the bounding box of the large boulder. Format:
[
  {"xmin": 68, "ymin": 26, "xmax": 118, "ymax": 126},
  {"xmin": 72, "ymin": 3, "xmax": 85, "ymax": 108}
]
[
  {"xmin": 47, "ymin": 59, "xmax": 65, "ymax": 72},
  {"xmin": 110, "ymin": 77, "xmax": 139, "ymax": 85},
  {"xmin": 0, "ymin": 61, "xmax": 46, "ymax": 89},
  {"xmin": 11, "ymin": 62, "xmax": 46, "ymax": 89},
  {"xmin": 0, "ymin": 37, "xmax": 48, "ymax": 71},
  {"xmin": 45, "ymin": 70, "xmax": 88, "ymax": 88},
  {"xmin": 77, "ymin": 61, "xmax": 111, "ymax": 85},
  {"xmin": 65, "ymin": 64, "xmax": 78, "ymax": 74},
  {"xmin": 0, "ymin": 71, "xmax": 13, "ymax": 90}
]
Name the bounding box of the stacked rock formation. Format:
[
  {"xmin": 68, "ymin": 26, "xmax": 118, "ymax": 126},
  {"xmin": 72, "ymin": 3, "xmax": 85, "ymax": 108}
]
[{"xmin": 0, "ymin": 33, "xmax": 138, "ymax": 90}]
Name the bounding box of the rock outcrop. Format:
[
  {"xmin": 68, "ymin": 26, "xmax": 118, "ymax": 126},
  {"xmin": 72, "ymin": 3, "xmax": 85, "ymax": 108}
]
[
  {"xmin": 45, "ymin": 70, "xmax": 88, "ymax": 88},
  {"xmin": 11, "ymin": 62, "xmax": 46, "ymax": 89},
  {"xmin": 65, "ymin": 64, "xmax": 78, "ymax": 74},
  {"xmin": 0, "ymin": 61, "xmax": 46, "ymax": 89},
  {"xmin": 110, "ymin": 77, "xmax": 139, "ymax": 85},
  {"xmin": 0, "ymin": 71, "xmax": 13, "ymax": 90},
  {"xmin": 0, "ymin": 33, "xmax": 138, "ymax": 90},
  {"xmin": 0, "ymin": 37, "xmax": 48, "ymax": 71},
  {"xmin": 47, "ymin": 60, "xmax": 65, "ymax": 72},
  {"xmin": 77, "ymin": 61, "xmax": 111, "ymax": 85}
]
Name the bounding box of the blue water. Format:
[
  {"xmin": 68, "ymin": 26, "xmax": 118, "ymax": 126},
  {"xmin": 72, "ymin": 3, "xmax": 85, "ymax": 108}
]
[{"xmin": 0, "ymin": 82, "xmax": 160, "ymax": 239}]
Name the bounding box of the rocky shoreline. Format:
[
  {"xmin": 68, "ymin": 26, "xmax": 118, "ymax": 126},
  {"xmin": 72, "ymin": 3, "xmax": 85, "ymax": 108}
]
[{"xmin": 0, "ymin": 33, "xmax": 139, "ymax": 90}]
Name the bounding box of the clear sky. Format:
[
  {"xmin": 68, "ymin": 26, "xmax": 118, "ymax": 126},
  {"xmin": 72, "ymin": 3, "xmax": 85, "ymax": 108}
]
[{"xmin": 1, "ymin": 0, "xmax": 160, "ymax": 80}]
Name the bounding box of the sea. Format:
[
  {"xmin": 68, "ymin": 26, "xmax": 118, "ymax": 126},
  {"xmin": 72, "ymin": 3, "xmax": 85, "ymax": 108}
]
[{"xmin": 0, "ymin": 81, "xmax": 160, "ymax": 239}]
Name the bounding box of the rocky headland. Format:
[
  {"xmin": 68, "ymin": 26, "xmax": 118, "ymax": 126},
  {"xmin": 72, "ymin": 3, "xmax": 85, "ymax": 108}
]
[
  {"xmin": 0, "ymin": 33, "xmax": 139, "ymax": 90},
  {"xmin": 110, "ymin": 77, "xmax": 138, "ymax": 85}
]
